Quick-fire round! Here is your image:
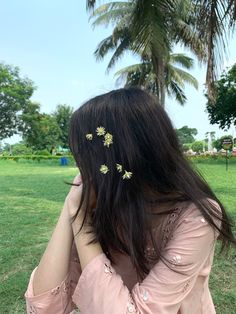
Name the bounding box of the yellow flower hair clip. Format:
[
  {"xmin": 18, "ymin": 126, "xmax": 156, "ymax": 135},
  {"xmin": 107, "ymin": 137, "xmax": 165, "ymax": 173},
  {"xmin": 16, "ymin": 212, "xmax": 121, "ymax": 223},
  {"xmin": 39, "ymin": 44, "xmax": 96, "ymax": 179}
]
[
  {"xmin": 116, "ymin": 163, "xmax": 122, "ymax": 173},
  {"xmin": 122, "ymin": 170, "xmax": 133, "ymax": 180},
  {"xmin": 96, "ymin": 126, "xmax": 106, "ymax": 136},
  {"xmin": 85, "ymin": 133, "xmax": 93, "ymax": 141},
  {"xmin": 100, "ymin": 164, "xmax": 109, "ymax": 174},
  {"xmin": 104, "ymin": 133, "xmax": 113, "ymax": 148}
]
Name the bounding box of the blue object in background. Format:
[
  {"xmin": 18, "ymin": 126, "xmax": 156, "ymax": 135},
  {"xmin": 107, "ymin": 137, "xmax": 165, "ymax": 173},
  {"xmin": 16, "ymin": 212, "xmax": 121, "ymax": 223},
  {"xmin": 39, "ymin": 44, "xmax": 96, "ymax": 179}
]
[{"xmin": 60, "ymin": 157, "xmax": 68, "ymax": 166}]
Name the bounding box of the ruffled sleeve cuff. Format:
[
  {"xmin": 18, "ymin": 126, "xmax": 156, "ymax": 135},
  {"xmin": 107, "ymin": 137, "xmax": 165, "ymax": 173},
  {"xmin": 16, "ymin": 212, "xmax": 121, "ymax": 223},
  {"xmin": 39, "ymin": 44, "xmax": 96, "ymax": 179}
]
[{"xmin": 25, "ymin": 267, "xmax": 75, "ymax": 314}]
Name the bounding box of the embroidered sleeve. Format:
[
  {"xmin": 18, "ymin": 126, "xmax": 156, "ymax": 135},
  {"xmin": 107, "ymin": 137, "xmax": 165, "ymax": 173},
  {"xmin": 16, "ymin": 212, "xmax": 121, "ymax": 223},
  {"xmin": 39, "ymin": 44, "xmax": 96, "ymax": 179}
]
[
  {"xmin": 25, "ymin": 242, "xmax": 81, "ymax": 314},
  {"xmin": 72, "ymin": 203, "xmax": 221, "ymax": 314}
]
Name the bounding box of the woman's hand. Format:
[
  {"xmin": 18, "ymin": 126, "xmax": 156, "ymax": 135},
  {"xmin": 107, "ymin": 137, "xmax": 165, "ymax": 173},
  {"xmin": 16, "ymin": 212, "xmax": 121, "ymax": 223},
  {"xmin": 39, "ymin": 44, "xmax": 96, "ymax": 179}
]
[
  {"xmin": 65, "ymin": 175, "xmax": 103, "ymax": 271},
  {"xmin": 64, "ymin": 174, "xmax": 96, "ymax": 236},
  {"xmin": 64, "ymin": 174, "xmax": 83, "ymax": 219}
]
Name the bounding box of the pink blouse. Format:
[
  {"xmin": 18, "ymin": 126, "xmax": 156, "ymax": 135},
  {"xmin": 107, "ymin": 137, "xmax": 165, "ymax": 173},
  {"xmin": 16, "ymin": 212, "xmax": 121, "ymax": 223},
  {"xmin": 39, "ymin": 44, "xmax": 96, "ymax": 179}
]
[{"xmin": 25, "ymin": 200, "xmax": 221, "ymax": 314}]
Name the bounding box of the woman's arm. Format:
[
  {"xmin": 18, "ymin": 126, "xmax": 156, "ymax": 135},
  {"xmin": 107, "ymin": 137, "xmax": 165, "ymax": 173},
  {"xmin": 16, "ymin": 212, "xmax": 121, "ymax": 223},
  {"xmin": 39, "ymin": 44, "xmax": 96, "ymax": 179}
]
[
  {"xmin": 72, "ymin": 223, "xmax": 103, "ymax": 271},
  {"xmin": 32, "ymin": 204, "xmax": 74, "ymax": 295},
  {"xmin": 32, "ymin": 175, "xmax": 83, "ymax": 296}
]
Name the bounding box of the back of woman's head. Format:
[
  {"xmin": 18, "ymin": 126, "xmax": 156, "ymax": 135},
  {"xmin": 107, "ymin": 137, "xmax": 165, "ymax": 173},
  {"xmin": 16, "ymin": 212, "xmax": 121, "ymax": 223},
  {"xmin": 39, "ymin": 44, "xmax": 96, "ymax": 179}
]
[{"xmin": 69, "ymin": 87, "xmax": 236, "ymax": 278}]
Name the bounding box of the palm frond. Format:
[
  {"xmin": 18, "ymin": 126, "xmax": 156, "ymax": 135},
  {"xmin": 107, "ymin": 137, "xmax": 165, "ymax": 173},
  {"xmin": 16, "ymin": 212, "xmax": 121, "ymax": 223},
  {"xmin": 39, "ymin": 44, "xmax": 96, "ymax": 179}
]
[
  {"xmin": 130, "ymin": 0, "xmax": 172, "ymax": 56},
  {"xmin": 115, "ymin": 63, "xmax": 150, "ymax": 82},
  {"xmin": 167, "ymin": 65, "xmax": 199, "ymax": 89},
  {"xmin": 94, "ymin": 26, "xmax": 132, "ymax": 71},
  {"xmin": 94, "ymin": 35, "xmax": 115, "ymax": 60},
  {"xmin": 106, "ymin": 30, "xmax": 131, "ymax": 71},
  {"xmin": 169, "ymin": 54, "xmax": 194, "ymax": 69},
  {"xmin": 86, "ymin": 0, "xmax": 97, "ymax": 11},
  {"xmin": 174, "ymin": 19, "xmax": 207, "ymax": 61},
  {"xmin": 223, "ymin": 0, "xmax": 236, "ymax": 24},
  {"xmin": 115, "ymin": 57, "xmax": 196, "ymax": 106},
  {"xmin": 169, "ymin": 1, "xmax": 207, "ymax": 60},
  {"xmin": 115, "ymin": 62, "xmax": 157, "ymax": 92},
  {"xmin": 167, "ymin": 80, "xmax": 187, "ymax": 105},
  {"xmin": 91, "ymin": 2, "xmax": 132, "ymax": 27},
  {"xmin": 92, "ymin": 2, "xmax": 130, "ymax": 16},
  {"xmin": 194, "ymin": 0, "xmax": 233, "ymax": 99}
]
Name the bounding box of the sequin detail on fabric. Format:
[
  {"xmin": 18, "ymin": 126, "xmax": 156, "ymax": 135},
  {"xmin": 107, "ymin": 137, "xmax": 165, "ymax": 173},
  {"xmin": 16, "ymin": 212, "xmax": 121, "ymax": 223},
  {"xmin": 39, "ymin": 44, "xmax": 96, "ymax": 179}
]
[
  {"xmin": 51, "ymin": 286, "xmax": 60, "ymax": 295},
  {"xmin": 63, "ymin": 280, "xmax": 70, "ymax": 293},
  {"xmin": 104, "ymin": 263, "xmax": 113, "ymax": 274},
  {"xmin": 142, "ymin": 290, "xmax": 149, "ymax": 301},
  {"xmin": 127, "ymin": 292, "xmax": 137, "ymax": 313},
  {"xmin": 183, "ymin": 280, "xmax": 191, "ymax": 292},
  {"xmin": 144, "ymin": 207, "xmax": 182, "ymax": 261},
  {"xmin": 29, "ymin": 305, "xmax": 37, "ymax": 314},
  {"xmin": 170, "ymin": 254, "xmax": 182, "ymax": 265},
  {"xmin": 161, "ymin": 207, "xmax": 182, "ymax": 250}
]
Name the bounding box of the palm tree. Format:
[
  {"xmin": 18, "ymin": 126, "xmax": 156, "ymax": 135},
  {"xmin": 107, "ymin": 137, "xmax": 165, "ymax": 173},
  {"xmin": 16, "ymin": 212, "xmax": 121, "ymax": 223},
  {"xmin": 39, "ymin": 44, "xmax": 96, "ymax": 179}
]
[
  {"xmin": 194, "ymin": 0, "xmax": 236, "ymax": 99},
  {"xmin": 115, "ymin": 53, "xmax": 198, "ymax": 105},
  {"xmin": 91, "ymin": 0, "xmax": 203, "ymax": 106},
  {"xmin": 87, "ymin": 0, "xmax": 236, "ymax": 101}
]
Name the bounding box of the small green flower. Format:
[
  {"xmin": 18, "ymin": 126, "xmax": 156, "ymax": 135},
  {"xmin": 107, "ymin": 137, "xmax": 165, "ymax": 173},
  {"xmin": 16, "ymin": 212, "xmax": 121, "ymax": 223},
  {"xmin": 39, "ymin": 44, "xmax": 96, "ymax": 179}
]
[
  {"xmin": 104, "ymin": 133, "xmax": 113, "ymax": 147},
  {"xmin": 116, "ymin": 163, "xmax": 122, "ymax": 173},
  {"xmin": 122, "ymin": 170, "xmax": 133, "ymax": 180},
  {"xmin": 85, "ymin": 133, "xmax": 93, "ymax": 140},
  {"xmin": 96, "ymin": 126, "xmax": 106, "ymax": 136},
  {"xmin": 100, "ymin": 164, "xmax": 109, "ymax": 174}
]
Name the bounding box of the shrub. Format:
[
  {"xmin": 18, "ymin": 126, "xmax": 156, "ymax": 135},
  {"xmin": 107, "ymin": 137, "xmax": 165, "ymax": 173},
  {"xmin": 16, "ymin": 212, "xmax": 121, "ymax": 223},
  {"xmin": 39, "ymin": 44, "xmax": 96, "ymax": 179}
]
[
  {"xmin": 192, "ymin": 141, "xmax": 207, "ymax": 152},
  {"xmin": 182, "ymin": 143, "xmax": 192, "ymax": 152},
  {"xmin": 11, "ymin": 144, "xmax": 33, "ymax": 155},
  {"xmin": 34, "ymin": 149, "xmax": 51, "ymax": 156},
  {"xmin": 0, "ymin": 155, "xmax": 74, "ymax": 164}
]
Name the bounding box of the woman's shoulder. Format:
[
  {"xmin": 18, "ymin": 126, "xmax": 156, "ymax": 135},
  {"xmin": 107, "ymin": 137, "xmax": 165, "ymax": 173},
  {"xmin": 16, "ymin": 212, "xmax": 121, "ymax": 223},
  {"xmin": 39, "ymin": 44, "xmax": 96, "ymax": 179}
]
[
  {"xmin": 173, "ymin": 198, "xmax": 222, "ymax": 237},
  {"xmin": 150, "ymin": 198, "xmax": 222, "ymax": 237},
  {"xmin": 179, "ymin": 198, "xmax": 222, "ymax": 218}
]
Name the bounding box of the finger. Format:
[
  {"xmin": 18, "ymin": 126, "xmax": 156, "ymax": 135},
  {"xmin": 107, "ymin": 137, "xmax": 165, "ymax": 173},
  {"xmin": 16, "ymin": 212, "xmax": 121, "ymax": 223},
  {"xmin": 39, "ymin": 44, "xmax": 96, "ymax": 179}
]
[{"xmin": 73, "ymin": 174, "xmax": 82, "ymax": 185}]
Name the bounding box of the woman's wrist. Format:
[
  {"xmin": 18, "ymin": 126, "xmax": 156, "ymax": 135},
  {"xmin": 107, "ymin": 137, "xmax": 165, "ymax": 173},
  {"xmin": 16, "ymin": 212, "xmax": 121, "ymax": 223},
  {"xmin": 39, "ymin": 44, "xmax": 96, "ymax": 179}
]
[
  {"xmin": 60, "ymin": 201, "xmax": 74, "ymax": 227},
  {"xmin": 73, "ymin": 226, "xmax": 103, "ymax": 270}
]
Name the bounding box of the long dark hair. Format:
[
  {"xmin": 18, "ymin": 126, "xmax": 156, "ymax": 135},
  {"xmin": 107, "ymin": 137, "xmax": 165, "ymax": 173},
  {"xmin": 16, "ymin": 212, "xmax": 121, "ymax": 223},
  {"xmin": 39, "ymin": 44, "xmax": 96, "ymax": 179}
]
[{"xmin": 69, "ymin": 87, "xmax": 236, "ymax": 279}]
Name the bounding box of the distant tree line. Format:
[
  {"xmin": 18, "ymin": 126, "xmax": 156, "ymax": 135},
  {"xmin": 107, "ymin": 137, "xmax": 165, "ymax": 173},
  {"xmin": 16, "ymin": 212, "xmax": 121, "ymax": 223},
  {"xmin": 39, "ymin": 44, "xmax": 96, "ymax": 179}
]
[
  {"xmin": 176, "ymin": 126, "xmax": 235, "ymax": 153},
  {"xmin": 1, "ymin": 62, "xmax": 235, "ymax": 154},
  {"xmin": 0, "ymin": 63, "xmax": 74, "ymax": 151}
]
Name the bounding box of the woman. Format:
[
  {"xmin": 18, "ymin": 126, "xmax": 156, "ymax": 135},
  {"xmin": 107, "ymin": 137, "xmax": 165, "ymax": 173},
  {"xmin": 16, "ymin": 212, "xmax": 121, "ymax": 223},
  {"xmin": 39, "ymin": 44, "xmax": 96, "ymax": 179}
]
[{"xmin": 25, "ymin": 88, "xmax": 236, "ymax": 314}]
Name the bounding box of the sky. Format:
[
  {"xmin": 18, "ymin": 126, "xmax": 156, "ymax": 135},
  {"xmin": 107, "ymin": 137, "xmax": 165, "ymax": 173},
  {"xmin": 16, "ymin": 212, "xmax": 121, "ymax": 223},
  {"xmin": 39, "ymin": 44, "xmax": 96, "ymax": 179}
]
[{"xmin": 1, "ymin": 0, "xmax": 236, "ymax": 144}]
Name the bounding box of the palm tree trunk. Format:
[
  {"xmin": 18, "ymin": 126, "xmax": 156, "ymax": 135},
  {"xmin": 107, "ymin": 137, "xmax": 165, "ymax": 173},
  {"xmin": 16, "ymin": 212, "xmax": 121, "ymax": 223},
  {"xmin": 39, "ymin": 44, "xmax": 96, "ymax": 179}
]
[
  {"xmin": 160, "ymin": 66, "xmax": 165, "ymax": 107},
  {"xmin": 152, "ymin": 55, "xmax": 165, "ymax": 107}
]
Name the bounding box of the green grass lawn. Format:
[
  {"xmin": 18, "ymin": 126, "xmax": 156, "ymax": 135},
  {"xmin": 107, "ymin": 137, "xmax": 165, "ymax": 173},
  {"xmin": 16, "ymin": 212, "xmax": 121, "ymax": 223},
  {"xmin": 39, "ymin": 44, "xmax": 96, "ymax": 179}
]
[{"xmin": 0, "ymin": 160, "xmax": 235, "ymax": 313}]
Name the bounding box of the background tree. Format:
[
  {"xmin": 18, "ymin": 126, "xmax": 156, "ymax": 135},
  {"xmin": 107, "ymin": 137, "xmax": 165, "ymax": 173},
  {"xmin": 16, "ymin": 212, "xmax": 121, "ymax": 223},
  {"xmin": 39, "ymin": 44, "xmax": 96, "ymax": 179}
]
[
  {"xmin": 91, "ymin": 0, "xmax": 203, "ymax": 106},
  {"xmin": 192, "ymin": 140, "xmax": 207, "ymax": 153},
  {"xmin": 0, "ymin": 63, "xmax": 35, "ymax": 140},
  {"xmin": 182, "ymin": 143, "xmax": 193, "ymax": 152},
  {"xmin": 212, "ymin": 135, "xmax": 234, "ymax": 151},
  {"xmin": 1, "ymin": 142, "xmax": 12, "ymax": 155},
  {"xmin": 206, "ymin": 64, "xmax": 236, "ymax": 129},
  {"xmin": 20, "ymin": 102, "xmax": 61, "ymax": 150},
  {"xmin": 176, "ymin": 125, "xmax": 198, "ymax": 145},
  {"xmin": 87, "ymin": 0, "xmax": 236, "ymax": 100},
  {"xmin": 53, "ymin": 104, "xmax": 74, "ymax": 148}
]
